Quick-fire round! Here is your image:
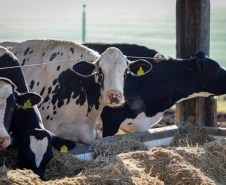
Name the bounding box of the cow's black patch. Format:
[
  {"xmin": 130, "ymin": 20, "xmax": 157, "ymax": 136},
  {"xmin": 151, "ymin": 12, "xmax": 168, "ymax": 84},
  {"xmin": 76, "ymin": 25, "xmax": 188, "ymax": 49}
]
[
  {"xmin": 29, "ymin": 80, "xmax": 35, "ymax": 90},
  {"xmin": 47, "ymin": 106, "xmax": 49, "ymax": 109},
  {"xmin": 70, "ymin": 47, "xmax": 74, "ymax": 54},
  {"xmin": 61, "ymin": 53, "xmax": 63, "ymax": 56},
  {"xmin": 81, "ymin": 53, "xmax": 83, "ymax": 58},
  {"xmin": 27, "ymin": 58, "xmax": 29, "ymax": 62},
  {"xmin": 57, "ymin": 52, "xmax": 60, "ymax": 55},
  {"xmin": 57, "ymin": 100, "xmax": 64, "ymax": 108},
  {"xmin": 42, "ymin": 52, "xmax": 45, "ymax": 56},
  {"xmin": 53, "ymin": 111, "xmax": 56, "ymax": 115},
  {"xmin": 53, "ymin": 79, "xmax": 57, "ymax": 86},
  {"xmin": 50, "ymin": 118, "xmax": 53, "ymax": 120},
  {"xmin": 48, "ymin": 87, "xmax": 52, "ymax": 94},
  {"xmin": 42, "ymin": 106, "xmax": 44, "ymax": 110},
  {"xmin": 24, "ymin": 47, "xmax": 30, "ymax": 56},
  {"xmin": 37, "ymin": 82, "xmax": 40, "ymax": 86},
  {"xmin": 57, "ymin": 66, "xmax": 60, "ymax": 71},
  {"xmin": 49, "ymin": 53, "xmax": 57, "ymax": 62},
  {"xmin": 43, "ymin": 95, "xmax": 50, "ymax": 103},
  {"xmin": 53, "ymin": 105, "xmax": 56, "ymax": 110},
  {"xmin": 22, "ymin": 59, "xmax": 26, "ymax": 66},
  {"xmin": 40, "ymin": 87, "xmax": 46, "ymax": 96},
  {"xmin": 51, "ymin": 68, "xmax": 103, "ymax": 114},
  {"xmin": 29, "ymin": 50, "xmax": 33, "ymax": 54},
  {"xmin": 46, "ymin": 115, "xmax": 50, "ymax": 120}
]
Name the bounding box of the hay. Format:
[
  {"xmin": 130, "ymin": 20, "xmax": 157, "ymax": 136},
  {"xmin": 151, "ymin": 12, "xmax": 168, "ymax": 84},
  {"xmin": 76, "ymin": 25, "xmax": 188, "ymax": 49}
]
[
  {"xmin": 171, "ymin": 130, "xmax": 215, "ymax": 147},
  {"xmin": 44, "ymin": 149, "xmax": 90, "ymax": 180},
  {"xmin": 92, "ymin": 135, "xmax": 148, "ymax": 159},
  {"xmin": 0, "ymin": 133, "xmax": 225, "ymax": 185}
]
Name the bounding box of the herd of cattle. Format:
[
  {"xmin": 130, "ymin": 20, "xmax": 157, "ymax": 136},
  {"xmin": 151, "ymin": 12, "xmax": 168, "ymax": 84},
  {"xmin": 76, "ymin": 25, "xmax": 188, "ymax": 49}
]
[{"xmin": 0, "ymin": 39, "xmax": 226, "ymax": 178}]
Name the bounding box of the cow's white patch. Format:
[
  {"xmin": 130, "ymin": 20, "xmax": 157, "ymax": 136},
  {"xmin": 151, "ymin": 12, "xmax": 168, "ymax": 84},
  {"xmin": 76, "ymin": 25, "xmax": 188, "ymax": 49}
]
[
  {"xmin": 30, "ymin": 136, "xmax": 48, "ymax": 168},
  {"xmin": 0, "ymin": 81, "xmax": 13, "ymax": 137},
  {"xmin": 176, "ymin": 92, "xmax": 213, "ymax": 103},
  {"xmin": 119, "ymin": 112, "xmax": 164, "ymax": 133}
]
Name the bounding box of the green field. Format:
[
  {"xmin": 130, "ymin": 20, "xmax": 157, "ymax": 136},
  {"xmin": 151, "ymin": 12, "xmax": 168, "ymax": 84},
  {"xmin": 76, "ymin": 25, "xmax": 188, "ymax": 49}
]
[{"xmin": 0, "ymin": 7, "xmax": 225, "ymax": 66}]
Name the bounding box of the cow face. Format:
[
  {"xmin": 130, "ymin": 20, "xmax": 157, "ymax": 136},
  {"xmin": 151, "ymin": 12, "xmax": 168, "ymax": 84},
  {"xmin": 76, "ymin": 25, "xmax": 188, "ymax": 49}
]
[
  {"xmin": 0, "ymin": 78, "xmax": 16, "ymax": 148},
  {"xmin": 0, "ymin": 78, "xmax": 42, "ymax": 148},
  {"xmin": 73, "ymin": 47, "xmax": 152, "ymax": 107},
  {"xmin": 194, "ymin": 51, "xmax": 226, "ymax": 95}
]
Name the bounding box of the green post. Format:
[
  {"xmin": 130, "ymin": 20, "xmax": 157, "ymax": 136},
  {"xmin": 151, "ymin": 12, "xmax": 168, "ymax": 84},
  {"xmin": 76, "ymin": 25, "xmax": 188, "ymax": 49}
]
[{"xmin": 82, "ymin": 4, "xmax": 86, "ymax": 43}]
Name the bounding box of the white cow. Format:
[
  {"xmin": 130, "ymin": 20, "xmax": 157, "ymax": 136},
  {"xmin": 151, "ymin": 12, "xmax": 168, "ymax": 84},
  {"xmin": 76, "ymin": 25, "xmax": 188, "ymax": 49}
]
[{"xmin": 1, "ymin": 40, "xmax": 152, "ymax": 144}]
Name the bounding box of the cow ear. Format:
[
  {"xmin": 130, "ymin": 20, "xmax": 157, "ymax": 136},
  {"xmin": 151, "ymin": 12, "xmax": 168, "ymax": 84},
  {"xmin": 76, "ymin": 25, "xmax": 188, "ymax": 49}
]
[
  {"xmin": 196, "ymin": 59, "xmax": 207, "ymax": 73},
  {"xmin": 194, "ymin": 51, "xmax": 207, "ymax": 59},
  {"xmin": 51, "ymin": 135, "xmax": 76, "ymax": 151},
  {"xmin": 15, "ymin": 91, "xmax": 43, "ymax": 106},
  {"xmin": 128, "ymin": 59, "xmax": 152, "ymax": 76},
  {"xmin": 73, "ymin": 61, "xmax": 97, "ymax": 76}
]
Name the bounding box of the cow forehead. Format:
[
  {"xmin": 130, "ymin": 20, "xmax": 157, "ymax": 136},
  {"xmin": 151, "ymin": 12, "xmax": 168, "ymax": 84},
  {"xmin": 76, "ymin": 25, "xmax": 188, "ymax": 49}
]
[{"xmin": 99, "ymin": 47, "xmax": 127, "ymax": 70}]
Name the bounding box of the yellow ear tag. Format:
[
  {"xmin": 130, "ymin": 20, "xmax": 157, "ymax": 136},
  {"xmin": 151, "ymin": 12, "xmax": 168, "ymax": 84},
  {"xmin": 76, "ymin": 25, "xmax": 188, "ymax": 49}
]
[
  {"xmin": 137, "ymin": 67, "xmax": 145, "ymax": 76},
  {"xmin": 60, "ymin": 145, "xmax": 68, "ymax": 153},
  {"xmin": 23, "ymin": 99, "xmax": 32, "ymax": 108}
]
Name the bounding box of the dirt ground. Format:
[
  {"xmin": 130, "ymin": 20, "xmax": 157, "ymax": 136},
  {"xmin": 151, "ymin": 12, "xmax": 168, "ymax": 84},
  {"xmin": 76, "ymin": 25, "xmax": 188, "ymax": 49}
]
[{"xmin": 96, "ymin": 110, "xmax": 226, "ymax": 138}]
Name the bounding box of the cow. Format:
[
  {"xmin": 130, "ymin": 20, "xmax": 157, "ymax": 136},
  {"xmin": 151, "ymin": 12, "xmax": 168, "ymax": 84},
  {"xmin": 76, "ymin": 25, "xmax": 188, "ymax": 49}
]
[
  {"xmin": 0, "ymin": 46, "xmax": 76, "ymax": 179},
  {"xmin": 82, "ymin": 43, "xmax": 226, "ymax": 136},
  {"xmin": 0, "ymin": 40, "xmax": 153, "ymax": 145}
]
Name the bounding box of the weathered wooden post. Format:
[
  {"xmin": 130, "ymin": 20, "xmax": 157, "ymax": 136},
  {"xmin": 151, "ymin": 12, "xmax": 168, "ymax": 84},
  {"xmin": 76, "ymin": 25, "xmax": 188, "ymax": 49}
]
[{"xmin": 175, "ymin": 0, "xmax": 217, "ymax": 127}]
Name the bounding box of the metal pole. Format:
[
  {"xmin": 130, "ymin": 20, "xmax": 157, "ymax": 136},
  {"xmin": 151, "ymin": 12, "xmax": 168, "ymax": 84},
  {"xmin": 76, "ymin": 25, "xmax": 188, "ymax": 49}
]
[{"xmin": 82, "ymin": 4, "xmax": 86, "ymax": 43}]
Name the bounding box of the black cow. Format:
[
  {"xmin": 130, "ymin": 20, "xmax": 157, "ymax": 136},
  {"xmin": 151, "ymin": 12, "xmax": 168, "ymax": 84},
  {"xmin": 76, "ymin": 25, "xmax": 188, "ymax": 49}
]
[
  {"xmin": 0, "ymin": 46, "xmax": 76, "ymax": 179},
  {"xmin": 83, "ymin": 43, "xmax": 226, "ymax": 136}
]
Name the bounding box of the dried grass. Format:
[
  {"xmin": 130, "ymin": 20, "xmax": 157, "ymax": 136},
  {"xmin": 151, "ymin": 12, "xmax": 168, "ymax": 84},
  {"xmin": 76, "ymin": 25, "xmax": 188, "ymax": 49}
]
[
  {"xmin": 92, "ymin": 135, "xmax": 148, "ymax": 159},
  {"xmin": 0, "ymin": 132, "xmax": 225, "ymax": 185},
  {"xmin": 171, "ymin": 130, "xmax": 215, "ymax": 147}
]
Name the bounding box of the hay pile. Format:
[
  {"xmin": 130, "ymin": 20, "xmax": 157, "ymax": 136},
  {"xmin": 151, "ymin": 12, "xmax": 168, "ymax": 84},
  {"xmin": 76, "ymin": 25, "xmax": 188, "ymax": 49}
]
[
  {"xmin": 92, "ymin": 135, "xmax": 148, "ymax": 158},
  {"xmin": 171, "ymin": 130, "xmax": 215, "ymax": 147},
  {"xmin": 0, "ymin": 133, "xmax": 225, "ymax": 185}
]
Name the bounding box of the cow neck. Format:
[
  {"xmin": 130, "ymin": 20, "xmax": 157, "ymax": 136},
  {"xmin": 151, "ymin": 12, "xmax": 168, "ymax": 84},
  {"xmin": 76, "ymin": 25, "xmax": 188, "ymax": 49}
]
[{"xmin": 0, "ymin": 54, "xmax": 43, "ymax": 135}]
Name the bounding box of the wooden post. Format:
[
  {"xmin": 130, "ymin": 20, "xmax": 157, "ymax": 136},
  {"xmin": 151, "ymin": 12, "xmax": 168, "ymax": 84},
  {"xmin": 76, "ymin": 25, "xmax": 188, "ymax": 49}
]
[{"xmin": 175, "ymin": 0, "xmax": 217, "ymax": 127}]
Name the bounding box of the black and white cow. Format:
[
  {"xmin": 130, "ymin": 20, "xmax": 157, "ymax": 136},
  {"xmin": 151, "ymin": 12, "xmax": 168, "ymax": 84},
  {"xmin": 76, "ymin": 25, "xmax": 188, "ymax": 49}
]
[
  {"xmin": 0, "ymin": 46, "xmax": 76, "ymax": 179},
  {"xmin": 0, "ymin": 40, "xmax": 152, "ymax": 145},
  {"xmin": 0, "ymin": 77, "xmax": 44, "ymax": 148},
  {"xmin": 82, "ymin": 43, "xmax": 226, "ymax": 136}
]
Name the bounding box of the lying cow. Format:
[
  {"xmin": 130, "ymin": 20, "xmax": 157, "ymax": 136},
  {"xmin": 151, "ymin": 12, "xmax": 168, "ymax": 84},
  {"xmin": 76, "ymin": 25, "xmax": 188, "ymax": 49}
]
[
  {"xmin": 0, "ymin": 40, "xmax": 153, "ymax": 145},
  {"xmin": 0, "ymin": 46, "xmax": 75, "ymax": 179},
  {"xmin": 82, "ymin": 43, "xmax": 226, "ymax": 136}
]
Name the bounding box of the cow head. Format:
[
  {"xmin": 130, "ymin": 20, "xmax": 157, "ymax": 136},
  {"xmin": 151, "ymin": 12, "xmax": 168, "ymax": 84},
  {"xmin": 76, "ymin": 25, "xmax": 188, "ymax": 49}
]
[
  {"xmin": 194, "ymin": 51, "xmax": 226, "ymax": 96},
  {"xmin": 17, "ymin": 128, "xmax": 76, "ymax": 179},
  {"xmin": 0, "ymin": 77, "xmax": 42, "ymax": 148},
  {"xmin": 73, "ymin": 47, "xmax": 152, "ymax": 106}
]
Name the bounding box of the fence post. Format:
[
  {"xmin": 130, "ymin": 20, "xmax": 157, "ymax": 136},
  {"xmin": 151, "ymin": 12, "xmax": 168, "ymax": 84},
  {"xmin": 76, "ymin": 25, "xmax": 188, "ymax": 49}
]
[{"xmin": 175, "ymin": 0, "xmax": 217, "ymax": 127}]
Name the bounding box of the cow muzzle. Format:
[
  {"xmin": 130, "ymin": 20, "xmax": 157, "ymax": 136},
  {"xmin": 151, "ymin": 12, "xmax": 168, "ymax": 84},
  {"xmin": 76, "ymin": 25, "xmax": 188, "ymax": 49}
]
[
  {"xmin": 106, "ymin": 90, "xmax": 124, "ymax": 106},
  {"xmin": 0, "ymin": 136, "xmax": 10, "ymax": 148}
]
